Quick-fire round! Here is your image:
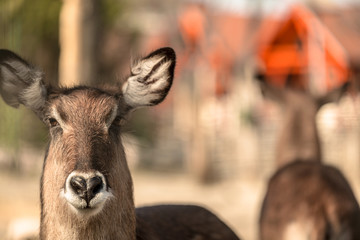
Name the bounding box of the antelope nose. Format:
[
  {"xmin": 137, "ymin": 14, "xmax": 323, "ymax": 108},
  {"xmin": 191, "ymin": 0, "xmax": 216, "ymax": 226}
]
[
  {"xmin": 69, "ymin": 176, "xmax": 104, "ymax": 204},
  {"xmin": 70, "ymin": 176, "xmax": 87, "ymax": 199},
  {"xmin": 88, "ymin": 176, "xmax": 103, "ymax": 200}
]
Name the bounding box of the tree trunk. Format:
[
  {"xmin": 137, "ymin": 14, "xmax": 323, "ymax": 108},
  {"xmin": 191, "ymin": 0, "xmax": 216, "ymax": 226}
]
[{"xmin": 59, "ymin": 0, "xmax": 99, "ymax": 87}]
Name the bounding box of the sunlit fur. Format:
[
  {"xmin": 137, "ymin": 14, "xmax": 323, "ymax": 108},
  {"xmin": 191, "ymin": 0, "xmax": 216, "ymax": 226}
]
[
  {"xmin": 39, "ymin": 89, "xmax": 135, "ymax": 240},
  {"xmin": 0, "ymin": 48, "xmax": 176, "ymax": 240},
  {"xmin": 0, "ymin": 48, "xmax": 242, "ymax": 240}
]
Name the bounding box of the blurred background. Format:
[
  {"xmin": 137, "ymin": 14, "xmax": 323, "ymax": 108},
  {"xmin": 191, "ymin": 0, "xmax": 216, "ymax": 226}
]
[{"xmin": 1, "ymin": 0, "xmax": 360, "ymax": 239}]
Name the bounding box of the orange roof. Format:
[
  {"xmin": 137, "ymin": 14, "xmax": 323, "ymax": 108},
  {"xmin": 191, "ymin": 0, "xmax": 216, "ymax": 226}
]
[{"xmin": 256, "ymin": 5, "xmax": 349, "ymax": 93}]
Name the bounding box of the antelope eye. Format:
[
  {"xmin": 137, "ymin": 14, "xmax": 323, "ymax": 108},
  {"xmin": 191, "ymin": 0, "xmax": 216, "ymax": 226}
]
[{"xmin": 48, "ymin": 118, "xmax": 59, "ymax": 128}]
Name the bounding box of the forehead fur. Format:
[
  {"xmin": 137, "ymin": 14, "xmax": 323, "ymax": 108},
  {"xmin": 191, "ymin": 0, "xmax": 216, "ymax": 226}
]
[{"xmin": 49, "ymin": 87, "xmax": 120, "ymax": 122}]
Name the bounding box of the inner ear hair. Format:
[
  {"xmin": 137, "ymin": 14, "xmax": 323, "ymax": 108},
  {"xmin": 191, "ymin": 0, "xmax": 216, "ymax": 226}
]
[{"xmin": 121, "ymin": 47, "xmax": 176, "ymax": 110}]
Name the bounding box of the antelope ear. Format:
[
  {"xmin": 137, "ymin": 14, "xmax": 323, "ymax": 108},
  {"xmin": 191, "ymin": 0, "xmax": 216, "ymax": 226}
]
[
  {"xmin": 317, "ymin": 82, "xmax": 349, "ymax": 108},
  {"xmin": 122, "ymin": 47, "xmax": 176, "ymax": 110},
  {"xmin": 0, "ymin": 49, "xmax": 47, "ymax": 116}
]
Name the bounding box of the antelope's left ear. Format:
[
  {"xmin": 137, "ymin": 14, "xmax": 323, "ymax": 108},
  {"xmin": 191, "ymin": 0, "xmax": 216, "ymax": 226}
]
[
  {"xmin": 122, "ymin": 47, "xmax": 176, "ymax": 110},
  {"xmin": 317, "ymin": 82, "xmax": 349, "ymax": 108}
]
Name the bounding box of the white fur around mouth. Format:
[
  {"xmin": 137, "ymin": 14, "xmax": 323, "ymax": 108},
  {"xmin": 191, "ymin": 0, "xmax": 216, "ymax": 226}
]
[{"xmin": 61, "ymin": 186, "xmax": 113, "ymax": 216}]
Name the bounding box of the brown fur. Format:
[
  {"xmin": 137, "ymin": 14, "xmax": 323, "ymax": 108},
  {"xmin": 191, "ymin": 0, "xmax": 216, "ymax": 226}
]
[
  {"xmin": 258, "ymin": 81, "xmax": 359, "ymax": 240},
  {"xmin": 0, "ymin": 48, "xmax": 240, "ymax": 240},
  {"xmin": 274, "ymin": 89, "xmax": 321, "ymax": 168},
  {"xmin": 40, "ymin": 89, "xmax": 135, "ymax": 240},
  {"xmin": 259, "ymin": 83, "xmax": 322, "ymax": 168},
  {"xmin": 260, "ymin": 161, "xmax": 360, "ymax": 240}
]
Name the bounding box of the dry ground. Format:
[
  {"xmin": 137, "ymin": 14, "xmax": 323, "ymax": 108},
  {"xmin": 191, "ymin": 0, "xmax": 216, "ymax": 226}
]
[{"xmin": 0, "ymin": 168, "xmax": 265, "ymax": 240}]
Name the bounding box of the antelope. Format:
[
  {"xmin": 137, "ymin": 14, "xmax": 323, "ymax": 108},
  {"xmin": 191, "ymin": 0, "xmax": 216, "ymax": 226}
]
[
  {"xmin": 257, "ymin": 79, "xmax": 360, "ymax": 240},
  {"xmin": 0, "ymin": 48, "xmax": 240, "ymax": 240}
]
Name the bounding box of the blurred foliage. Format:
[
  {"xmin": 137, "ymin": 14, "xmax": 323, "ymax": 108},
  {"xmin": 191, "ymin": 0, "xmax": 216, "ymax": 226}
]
[
  {"xmin": 0, "ymin": 101, "xmax": 23, "ymax": 150},
  {"xmin": 0, "ymin": 101, "xmax": 47, "ymax": 149},
  {"xmin": 125, "ymin": 109, "xmax": 160, "ymax": 145},
  {"xmin": 0, "ymin": 0, "xmax": 61, "ymax": 56},
  {"xmin": 0, "ymin": 0, "xmax": 172, "ymax": 170},
  {"xmin": 101, "ymin": 0, "xmax": 127, "ymax": 28},
  {"xmin": 0, "ymin": 0, "xmax": 163, "ymax": 153},
  {"xmin": 0, "ymin": 0, "xmax": 55, "ymax": 155},
  {"xmin": 0, "ymin": 0, "xmax": 62, "ymax": 152},
  {"xmin": 0, "ymin": 0, "xmax": 133, "ymax": 151}
]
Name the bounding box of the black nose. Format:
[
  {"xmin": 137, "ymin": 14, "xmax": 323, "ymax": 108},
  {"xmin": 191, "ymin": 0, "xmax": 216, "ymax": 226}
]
[
  {"xmin": 70, "ymin": 176, "xmax": 87, "ymax": 199},
  {"xmin": 69, "ymin": 176, "xmax": 104, "ymax": 205},
  {"xmin": 88, "ymin": 176, "xmax": 103, "ymax": 200}
]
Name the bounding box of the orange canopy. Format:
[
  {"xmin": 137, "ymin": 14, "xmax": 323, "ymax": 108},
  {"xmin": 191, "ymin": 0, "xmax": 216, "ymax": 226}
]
[{"xmin": 256, "ymin": 5, "xmax": 349, "ymax": 93}]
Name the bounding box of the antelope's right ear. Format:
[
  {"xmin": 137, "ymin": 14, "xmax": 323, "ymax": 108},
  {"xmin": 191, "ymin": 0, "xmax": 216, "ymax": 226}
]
[
  {"xmin": 121, "ymin": 47, "xmax": 176, "ymax": 111},
  {"xmin": 317, "ymin": 82, "xmax": 349, "ymax": 108},
  {"xmin": 0, "ymin": 49, "xmax": 47, "ymax": 116}
]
